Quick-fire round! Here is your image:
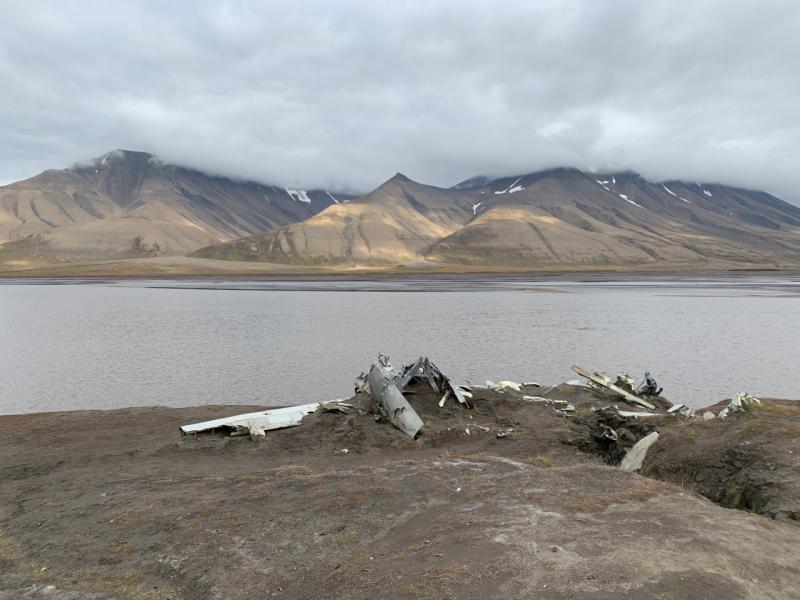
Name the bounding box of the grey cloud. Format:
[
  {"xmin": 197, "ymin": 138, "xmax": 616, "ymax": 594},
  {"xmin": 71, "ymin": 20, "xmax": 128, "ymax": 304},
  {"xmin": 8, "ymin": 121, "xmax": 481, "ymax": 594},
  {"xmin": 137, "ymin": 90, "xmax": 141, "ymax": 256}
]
[{"xmin": 1, "ymin": 0, "xmax": 798, "ymax": 202}]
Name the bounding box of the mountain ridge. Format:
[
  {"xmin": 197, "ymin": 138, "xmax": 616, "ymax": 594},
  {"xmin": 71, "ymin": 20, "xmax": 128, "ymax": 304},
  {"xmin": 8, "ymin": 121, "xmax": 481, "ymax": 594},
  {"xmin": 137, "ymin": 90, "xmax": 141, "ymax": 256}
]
[
  {"xmin": 0, "ymin": 150, "xmax": 355, "ymax": 262},
  {"xmin": 194, "ymin": 167, "xmax": 800, "ymax": 269},
  {"xmin": 2, "ymin": 150, "xmax": 799, "ymax": 271}
]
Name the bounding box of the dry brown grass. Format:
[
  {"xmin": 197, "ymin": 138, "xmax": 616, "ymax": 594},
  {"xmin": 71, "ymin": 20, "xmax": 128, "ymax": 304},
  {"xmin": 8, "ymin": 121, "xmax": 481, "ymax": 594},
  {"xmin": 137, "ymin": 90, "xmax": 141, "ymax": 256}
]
[
  {"xmin": 112, "ymin": 542, "xmax": 135, "ymax": 556},
  {"xmin": 108, "ymin": 506, "xmax": 168, "ymax": 526},
  {"xmin": 272, "ymin": 464, "xmax": 314, "ymax": 476},
  {"xmin": 2, "ymin": 530, "xmax": 174, "ymax": 600},
  {"xmin": 325, "ymin": 476, "xmax": 395, "ymax": 511},
  {"xmin": 63, "ymin": 535, "xmax": 94, "ymax": 549},
  {"xmin": 244, "ymin": 486, "xmax": 272, "ymax": 500},
  {"xmin": 51, "ymin": 569, "xmax": 177, "ymax": 600},
  {"xmin": 213, "ymin": 510, "xmax": 247, "ymax": 528},
  {"xmin": 756, "ymin": 403, "xmax": 800, "ymax": 418},
  {"xmin": 774, "ymin": 425, "xmax": 800, "ymax": 437},
  {"xmin": 0, "ymin": 531, "xmax": 21, "ymax": 560},
  {"xmin": 527, "ymin": 455, "xmax": 554, "ymax": 467},
  {"xmin": 548, "ymin": 426, "xmax": 573, "ymax": 434},
  {"xmin": 410, "ymin": 515, "xmax": 495, "ymax": 542},
  {"xmin": 547, "ymin": 477, "xmax": 674, "ymax": 512},
  {"xmin": 457, "ymin": 452, "xmax": 490, "ymax": 462},
  {"xmin": 235, "ymin": 473, "xmax": 269, "ymax": 484},
  {"xmin": 437, "ymin": 449, "xmax": 456, "ymax": 461},
  {"xmin": 335, "ymin": 530, "xmax": 361, "ymax": 546},
  {"xmin": 402, "ymin": 563, "xmax": 475, "ymax": 598}
]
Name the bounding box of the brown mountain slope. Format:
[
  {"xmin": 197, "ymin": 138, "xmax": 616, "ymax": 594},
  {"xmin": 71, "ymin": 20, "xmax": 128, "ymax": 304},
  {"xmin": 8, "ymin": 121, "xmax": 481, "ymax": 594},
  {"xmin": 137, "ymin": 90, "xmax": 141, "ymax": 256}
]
[
  {"xmin": 193, "ymin": 173, "xmax": 479, "ymax": 265},
  {"xmin": 0, "ymin": 150, "xmax": 352, "ymax": 262},
  {"xmin": 426, "ymin": 169, "xmax": 800, "ymax": 266},
  {"xmin": 195, "ymin": 168, "xmax": 800, "ymax": 269}
]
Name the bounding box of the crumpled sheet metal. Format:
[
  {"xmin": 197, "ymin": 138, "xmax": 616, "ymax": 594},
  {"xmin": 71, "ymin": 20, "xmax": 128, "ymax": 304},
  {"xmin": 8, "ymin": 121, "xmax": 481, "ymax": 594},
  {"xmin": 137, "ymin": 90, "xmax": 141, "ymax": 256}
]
[
  {"xmin": 635, "ymin": 372, "xmax": 663, "ymax": 397},
  {"xmin": 486, "ymin": 380, "xmax": 522, "ymax": 393},
  {"xmin": 719, "ymin": 392, "xmax": 761, "ymax": 419},
  {"xmin": 617, "ymin": 410, "xmax": 663, "ymax": 418},
  {"xmin": 358, "ymin": 354, "xmax": 472, "ymax": 438},
  {"xmin": 179, "ymin": 400, "xmax": 351, "ymax": 437},
  {"xmin": 367, "ymin": 358, "xmax": 424, "ymax": 438},
  {"xmin": 394, "ymin": 356, "xmax": 471, "ymax": 408},
  {"xmin": 356, "ymin": 355, "xmax": 472, "ymax": 403},
  {"xmin": 522, "ymin": 395, "xmax": 576, "ymax": 416},
  {"xmin": 621, "ymin": 431, "xmax": 660, "ymax": 471},
  {"xmin": 667, "ymin": 403, "xmax": 695, "ymax": 417}
]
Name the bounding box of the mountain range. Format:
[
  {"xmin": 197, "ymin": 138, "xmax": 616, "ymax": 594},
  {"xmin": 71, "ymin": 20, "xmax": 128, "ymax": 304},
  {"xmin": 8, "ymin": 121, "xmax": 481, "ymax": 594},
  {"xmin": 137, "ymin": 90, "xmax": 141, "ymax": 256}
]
[
  {"xmin": 194, "ymin": 168, "xmax": 800, "ymax": 269},
  {"xmin": 0, "ymin": 150, "xmax": 352, "ymax": 263},
  {"xmin": 2, "ymin": 150, "xmax": 800, "ymax": 271}
]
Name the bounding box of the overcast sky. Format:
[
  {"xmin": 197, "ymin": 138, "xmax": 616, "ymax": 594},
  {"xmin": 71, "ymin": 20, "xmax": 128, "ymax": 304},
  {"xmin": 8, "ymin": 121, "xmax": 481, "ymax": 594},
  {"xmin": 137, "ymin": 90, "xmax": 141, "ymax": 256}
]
[{"xmin": 1, "ymin": 0, "xmax": 799, "ymax": 201}]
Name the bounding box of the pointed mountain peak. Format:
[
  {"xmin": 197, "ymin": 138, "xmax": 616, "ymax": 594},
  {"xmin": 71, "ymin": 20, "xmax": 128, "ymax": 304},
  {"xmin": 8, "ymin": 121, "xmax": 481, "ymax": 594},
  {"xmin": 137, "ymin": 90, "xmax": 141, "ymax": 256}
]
[
  {"xmin": 370, "ymin": 172, "xmax": 419, "ymax": 191},
  {"xmin": 389, "ymin": 172, "xmax": 414, "ymax": 183}
]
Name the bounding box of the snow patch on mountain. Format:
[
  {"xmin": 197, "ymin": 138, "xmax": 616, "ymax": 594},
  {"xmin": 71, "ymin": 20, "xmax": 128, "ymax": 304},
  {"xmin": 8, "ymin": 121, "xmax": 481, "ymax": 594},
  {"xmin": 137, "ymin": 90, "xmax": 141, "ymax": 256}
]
[
  {"xmin": 286, "ymin": 189, "xmax": 311, "ymax": 203},
  {"xmin": 619, "ymin": 193, "xmax": 644, "ymax": 209},
  {"xmin": 494, "ymin": 176, "xmax": 523, "ymax": 195},
  {"xmin": 662, "ymin": 184, "xmax": 690, "ymax": 203}
]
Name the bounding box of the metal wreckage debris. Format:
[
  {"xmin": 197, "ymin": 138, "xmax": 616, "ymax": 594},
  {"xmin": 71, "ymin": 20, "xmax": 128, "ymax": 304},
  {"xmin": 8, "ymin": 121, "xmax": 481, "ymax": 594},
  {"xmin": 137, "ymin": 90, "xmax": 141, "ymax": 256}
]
[
  {"xmin": 719, "ymin": 392, "xmax": 761, "ymax": 418},
  {"xmin": 175, "ymin": 355, "xmax": 730, "ymax": 483},
  {"xmin": 179, "ymin": 356, "xmax": 691, "ymax": 444},
  {"xmin": 571, "ymin": 364, "xmax": 700, "ymax": 419},
  {"xmin": 180, "ymin": 354, "xmax": 473, "ymax": 440},
  {"xmin": 621, "ymin": 431, "xmax": 660, "ymax": 471},
  {"xmin": 356, "ymin": 354, "xmax": 473, "ymax": 438},
  {"xmin": 571, "ymin": 365, "xmax": 665, "ymax": 411},
  {"xmin": 179, "ymin": 400, "xmax": 354, "ymax": 440}
]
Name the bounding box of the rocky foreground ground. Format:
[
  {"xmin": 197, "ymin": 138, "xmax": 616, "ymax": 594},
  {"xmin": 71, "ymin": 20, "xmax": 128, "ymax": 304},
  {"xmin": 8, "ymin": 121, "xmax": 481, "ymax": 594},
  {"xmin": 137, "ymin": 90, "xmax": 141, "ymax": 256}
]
[{"xmin": 1, "ymin": 382, "xmax": 799, "ymax": 599}]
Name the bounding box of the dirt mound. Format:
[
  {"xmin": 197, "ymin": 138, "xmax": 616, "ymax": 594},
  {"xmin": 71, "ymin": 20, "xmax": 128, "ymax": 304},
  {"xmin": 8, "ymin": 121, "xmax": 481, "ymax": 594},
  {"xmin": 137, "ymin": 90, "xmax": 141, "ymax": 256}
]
[
  {"xmin": 643, "ymin": 398, "xmax": 800, "ymax": 520},
  {"xmin": 3, "ymin": 386, "xmax": 800, "ymax": 599}
]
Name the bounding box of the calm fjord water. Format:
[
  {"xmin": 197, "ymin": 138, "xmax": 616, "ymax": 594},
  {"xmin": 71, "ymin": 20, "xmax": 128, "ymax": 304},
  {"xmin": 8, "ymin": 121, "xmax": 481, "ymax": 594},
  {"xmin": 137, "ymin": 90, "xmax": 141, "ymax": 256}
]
[{"xmin": 1, "ymin": 274, "xmax": 798, "ymax": 414}]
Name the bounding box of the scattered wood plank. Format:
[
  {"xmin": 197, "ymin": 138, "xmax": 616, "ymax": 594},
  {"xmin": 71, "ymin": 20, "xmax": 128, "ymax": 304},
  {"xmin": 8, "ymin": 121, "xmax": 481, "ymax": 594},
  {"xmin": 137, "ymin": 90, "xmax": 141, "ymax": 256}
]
[{"xmin": 571, "ymin": 365, "xmax": 656, "ymax": 410}]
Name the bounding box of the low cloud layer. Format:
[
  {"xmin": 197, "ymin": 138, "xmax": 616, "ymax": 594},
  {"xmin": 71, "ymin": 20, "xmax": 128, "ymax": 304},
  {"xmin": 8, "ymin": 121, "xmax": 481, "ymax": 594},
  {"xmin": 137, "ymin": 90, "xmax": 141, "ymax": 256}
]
[{"xmin": 1, "ymin": 0, "xmax": 798, "ymax": 201}]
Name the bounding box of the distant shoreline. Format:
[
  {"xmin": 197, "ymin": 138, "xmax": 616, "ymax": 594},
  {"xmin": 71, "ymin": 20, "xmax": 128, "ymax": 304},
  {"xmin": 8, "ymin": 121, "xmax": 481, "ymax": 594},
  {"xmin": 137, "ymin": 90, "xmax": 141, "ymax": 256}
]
[{"xmin": 1, "ymin": 255, "xmax": 798, "ymax": 279}]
